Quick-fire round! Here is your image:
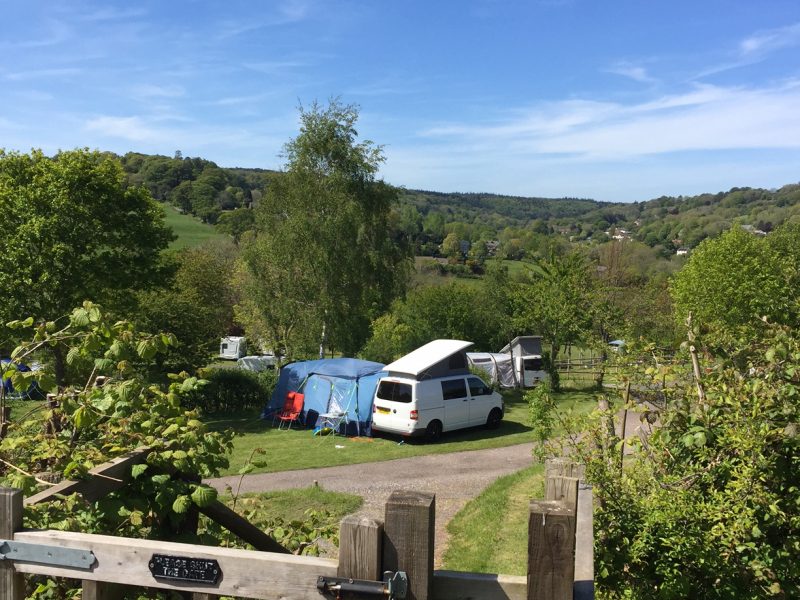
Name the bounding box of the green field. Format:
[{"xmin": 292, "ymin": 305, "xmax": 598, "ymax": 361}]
[
  {"xmin": 208, "ymin": 389, "xmax": 598, "ymax": 476},
  {"xmin": 161, "ymin": 204, "xmax": 228, "ymax": 249}
]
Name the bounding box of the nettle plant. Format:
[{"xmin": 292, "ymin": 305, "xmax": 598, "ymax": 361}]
[{"xmin": 0, "ymin": 302, "xmax": 233, "ymax": 540}]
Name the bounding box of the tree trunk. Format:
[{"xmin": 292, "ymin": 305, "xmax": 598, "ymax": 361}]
[
  {"xmin": 318, "ymin": 320, "xmax": 327, "ymax": 360},
  {"xmin": 52, "ymin": 344, "xmax": 67, "ymax": 389}
]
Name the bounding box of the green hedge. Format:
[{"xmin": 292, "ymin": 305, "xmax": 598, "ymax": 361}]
[{"xmin": 186, "ymin": 368, "xmax": 278, "ymax": 414}]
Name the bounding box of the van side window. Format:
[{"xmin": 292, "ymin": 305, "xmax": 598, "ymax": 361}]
[
  {"xmin": 468, "ymin": 376, "xmax": 491, "ymax": 396},
  {"xmin": 441, "ymin": 378, "xmax": 467, "ymax": 400},
  {"xmin": 377, "ymin": 381, "xmax": 412, "ymax": 403}
]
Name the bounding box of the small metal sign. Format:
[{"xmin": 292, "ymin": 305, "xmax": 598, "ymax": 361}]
[{"xmin": 148, "ymin": 554, "xmax": 221, "ymax": 585}]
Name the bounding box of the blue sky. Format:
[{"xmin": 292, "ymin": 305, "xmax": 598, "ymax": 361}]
[{"xmin": 2, "ymin": 1, "xmax": 800, "ymax": 202}]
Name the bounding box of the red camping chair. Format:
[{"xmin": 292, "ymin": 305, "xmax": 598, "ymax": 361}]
[{"xmin": 277, "ymin": 391, "xmax": 304, "ymax": 430}]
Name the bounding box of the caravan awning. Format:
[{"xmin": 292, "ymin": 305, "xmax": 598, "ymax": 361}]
[{"xmin": 384, "ymin": 339, "xmax": 473, "ymax": 377}]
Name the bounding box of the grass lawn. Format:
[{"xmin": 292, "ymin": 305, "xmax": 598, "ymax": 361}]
[
  {"xmin": 207, "ymin": 388, "xmax": 598, "ymax": 476},
  {"xmin": 222, "ymin": 486, "xmax": 363, "ymax": 523},
  {"xmin": 162, "ymin": 204, "xmax": 228, "ymax": 249},
  {"xmin": 442, "ymin": 465, "xmax": 544, "ymax": 575},
  {"xmin": 441, "ymin": 388, "xmax": 600, "ymax": 575}
]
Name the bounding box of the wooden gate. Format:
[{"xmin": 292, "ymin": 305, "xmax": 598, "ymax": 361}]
[{"xmin": 0, "ymin": 459, "xmax": 592, "ymax": 600}]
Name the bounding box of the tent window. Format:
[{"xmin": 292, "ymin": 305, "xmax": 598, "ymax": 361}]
[
  {"xmin": 448, "ymin": 353, "xmax": 467, "ymax": 370},
  {"xmin": 442, "ymin": 378, "xmax": 467, "ymax": 401},
  {"xmin": 472, "ymin": 358, "xmax": 491, "ymax": 363},
  {"xmin": 377, "ymin": 381, "xmax": 412, "ymax": 403}
]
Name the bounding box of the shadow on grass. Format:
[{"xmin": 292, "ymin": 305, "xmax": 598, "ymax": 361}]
[{"xmin": 371, "ymin": 419, "xmax": 532, "ymax": 446}]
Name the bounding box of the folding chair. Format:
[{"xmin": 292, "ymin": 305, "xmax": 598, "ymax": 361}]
[{"xmin": 277, "ymin": 391, "xmax": 304, "ymax": 430}]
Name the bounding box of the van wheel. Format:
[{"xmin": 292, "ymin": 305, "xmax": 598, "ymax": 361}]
[
  {"xmin": 425, "ymin": 420, "xmax": 443, "ymax": 443},
  {"xmin": 486, "ymin": 408, "xmax": 502, "ymax": 429}
]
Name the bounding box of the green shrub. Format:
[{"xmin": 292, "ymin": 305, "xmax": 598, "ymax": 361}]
[{"xmin": 187, "ymin": 367, "xmax": 277, "ymax": 414}]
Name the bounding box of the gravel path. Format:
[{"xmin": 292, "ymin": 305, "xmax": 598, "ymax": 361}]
[
  {"xmin": 205, "ymin": 406, "xmax": 651, "ymax": 566},
  {"xmin": 206, "ymin": 442, "xmax": 536, "ymax": 566}
]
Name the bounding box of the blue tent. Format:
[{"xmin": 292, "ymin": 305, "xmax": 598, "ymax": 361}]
[{"xmin": 262, "ymin": 358, "xmax": 386, "ymax": 436}]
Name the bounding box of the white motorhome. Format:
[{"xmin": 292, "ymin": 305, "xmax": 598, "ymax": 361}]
[
  {"xmin": 219, "ymin": 336, "xmax": 247, "ymax": 360},
  {"xmin": 499, "ymin": 336, "xmax": 547, "ymax": 387},
  {"xmin": 371, "ymin": 340, "xmax": 504, "ymax": 442}
]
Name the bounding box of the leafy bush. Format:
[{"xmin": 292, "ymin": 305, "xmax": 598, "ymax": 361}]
[
  {"xmin": 526, "ymin": 381, "xmax": 555, "ymax": 461},
  {"xmin": 1, "ymin": 303, "xmax": 236, "ymax": 598},
  {"xmin": 186, "ymin": 367, "xmax": 277, "ymax": 414},
  {"xmin": 574, "ymin": 324, "xmax": 800, "ymax": 599}
]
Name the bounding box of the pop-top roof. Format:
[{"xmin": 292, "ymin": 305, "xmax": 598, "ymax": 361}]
[{"xmin": 384, "ymin": 339, "xmax": 473, "ymax": 377}]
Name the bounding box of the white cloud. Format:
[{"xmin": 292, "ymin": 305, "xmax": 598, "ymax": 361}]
[
  {"xmin": 217, "ymin": 0, "xmax": 313, "ymax": 38},
  {"xmin": 419, "ymin": 82, "xmax": 800, "ymax": 160},
  {"xmin": 130, "ymin": 84, "xmax": 185, "ymax": 99},
  {"xmin": 85, "ymin": 116, "xmax": 167, "ymax": 143},
  {"xmin": 607, "ymin": 63, "xmax": 656, "ymax": 84},
  {"xmin": 740, "ymin": 22, "xmax": 800, "ymax": 57},
  {"xmin": 3, "ymin": 67, "xmax": 82, "ymax": 81}
]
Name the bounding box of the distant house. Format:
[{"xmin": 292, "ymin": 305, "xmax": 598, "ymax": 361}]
[
  {"xmin": 676, "ymin": 248, "xmax": 690, "ymax": 256},
  {"xmin": 459, "ymin": 240, "xmax": 471, "ymax": 255},
  {"xmin": 486, "ymin": 240, "xmax": 500, "ymax": 256}
]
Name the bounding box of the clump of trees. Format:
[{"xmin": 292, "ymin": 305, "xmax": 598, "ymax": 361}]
[
  {"xmin": 235, "ymin": 100, "xmax": 411, "ymax": 358},
  {"xmin": 539, "ymin": 222, "xmax": 800, "ymax": 598}
]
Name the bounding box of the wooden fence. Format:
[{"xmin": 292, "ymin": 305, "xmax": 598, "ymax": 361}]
[{"xmin": 0, "ymin": 460, "xmax": 592, "ymax": 600}]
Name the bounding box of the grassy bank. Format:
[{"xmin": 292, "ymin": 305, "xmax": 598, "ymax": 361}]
[{"xmin": 442, "ymin": 465, "xmax": 544, "ymax": 575}]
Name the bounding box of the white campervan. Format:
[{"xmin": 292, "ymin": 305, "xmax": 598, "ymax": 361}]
[{"xmin": 371, "ymin": 340, "xmax": 504, "ymax": 442}]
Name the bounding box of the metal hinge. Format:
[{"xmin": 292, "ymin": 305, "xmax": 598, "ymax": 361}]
[
  {"xmin": 318, "ymin": 571, "xmax": 408, "ymax": 600},
  {"xmin": 0, "ymin": 540, "xmax": 95, "ymax": 569}
]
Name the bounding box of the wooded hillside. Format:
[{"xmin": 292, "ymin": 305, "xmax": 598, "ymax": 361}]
[{"xmin": 116, "ymin": 151, "xmax": 800, "ymax": 258}]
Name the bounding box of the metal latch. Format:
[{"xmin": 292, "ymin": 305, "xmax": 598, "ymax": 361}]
[
  {"xmin": 318, "ymin": 571, "xmax": 408, "ymax": 600},
  {"xmin": 0, "ymin": 540, "xmax": 95, "ymax": 569}
]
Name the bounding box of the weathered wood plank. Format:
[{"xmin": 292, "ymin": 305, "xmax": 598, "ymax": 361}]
[
  {"xmin": 433, "ymin": 571, "xmax": 527, "ymax": 600},
  {"xmin": 82, "ymin": 580, "xmax": 127, "ymax": 600},
  {"xmin": 384, "ymin": 491, "xmax": 435, "ymax": 600},
  {"xmin": 25, "ymin": 448, "xmax": 152, "ymax": 506},
  {"xmin": 0, "ymin": 488, "xmax": 25, "ymax": 600},
  {"xmin": 573, "ymin": 485, "xmax": 594, "ymax": 600},
  {"xmin": 13, "ymin": 530, "xmax": 336, "ymax": 600},
  {"xmin": 527, "ymin": 500, "xmax": 576, "ymax": 600},
  {"xmin": 544, "ymin": 476, "xmax": 579, "ymax": 512},
  {"xmin": 199, "ymin": 500, "xmax": 290, "ymax": 554},
  {"xmin": 338, "ymin": 515, "xmax": 383, "ymax": 580}
]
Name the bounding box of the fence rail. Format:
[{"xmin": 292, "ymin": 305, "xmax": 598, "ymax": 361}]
[{"xmin": 1, "ymin": 459, "xmax": 592, "ymax": 600}]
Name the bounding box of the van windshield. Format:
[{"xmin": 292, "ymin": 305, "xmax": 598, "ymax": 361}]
[{"xmin": 376, "ymin": 381, "xmax": 413, "ymax": 403}]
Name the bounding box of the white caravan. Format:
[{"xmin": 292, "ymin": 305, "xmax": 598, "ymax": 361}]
[{"xmin": 499, "ymin": 336, "xmax": 547, "ymax": 387}]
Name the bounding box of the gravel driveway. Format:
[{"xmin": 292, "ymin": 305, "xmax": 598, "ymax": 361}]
[
  {"xmin": 205, "ymin": 406, "xmax": 649, "ymax": 566},
  {"xmin": 206, "ymin": 442, "xmax": 536, "ymax": 566}
]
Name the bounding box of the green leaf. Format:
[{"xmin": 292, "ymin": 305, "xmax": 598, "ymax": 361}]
[
  {"xmin": 131, "ymin": 464, "xmax": 148, "ymax": 479},
  {"xmin": 73, "ymin": 406, "xmax": 88, "ymax": 429},
  {"xmin": 172, "ymin": 495, "xmax": 192, "ymax": 514},
  {"xmin": 190, "ymin": 484, "xmax": 218, "ymax": 508},
  {"xmin": 237, "ymin": 463, "xmax": 255, "ymax": 475},
  {"xmin": 136, "ymin": 340, "xmax": 157, "ymax": 360}
]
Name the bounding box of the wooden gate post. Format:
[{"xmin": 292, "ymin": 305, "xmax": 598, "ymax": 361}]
[
  {"xmin": 527, "ymin": 499, "xmax": 576, "ymax": 600},
  {"xmin": 0, "ymin": 487, "xmax": 25, "ymax": 600},
  {"xmin": 383, "ymin": 491, "xmax": 435, "ymax": 600},
  {"xmin": 338, "ymin": 515, "xmax": 383, "ymax": 581},
  {"xmin": 82, "ymin": 581, "xmax": 128, "ymax": 600}
]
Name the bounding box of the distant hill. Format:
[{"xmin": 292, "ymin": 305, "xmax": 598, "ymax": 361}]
[{"xmin": 115, "ymin": 151, "xmax": 800, "ymax": 254}]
